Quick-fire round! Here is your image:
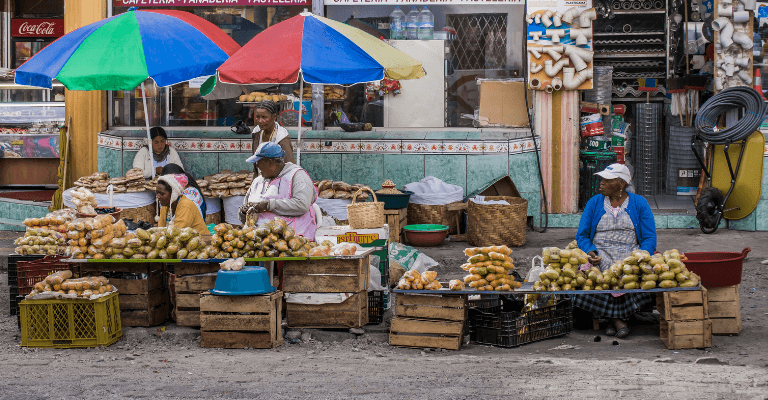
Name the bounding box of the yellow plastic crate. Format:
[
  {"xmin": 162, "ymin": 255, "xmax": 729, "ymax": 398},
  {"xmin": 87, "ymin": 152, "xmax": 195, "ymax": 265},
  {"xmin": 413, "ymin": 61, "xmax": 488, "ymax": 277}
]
[{"xmin": 20, "ymin": 292, "xmax": 122, "ymax": 348}]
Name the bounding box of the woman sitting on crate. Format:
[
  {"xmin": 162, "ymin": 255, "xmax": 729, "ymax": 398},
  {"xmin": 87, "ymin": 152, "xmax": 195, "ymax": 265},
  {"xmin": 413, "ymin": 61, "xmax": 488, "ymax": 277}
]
[
  {"xmin": 156, "ymin": 174, "xmax": 212, "ymax": 243},
  {"xmin": 160, "ymin": 163, "xmax": 207, "ymax": 221},
  {"xmin": 575, "ymin": 163, "xmax": 657, "ymax": 339}
]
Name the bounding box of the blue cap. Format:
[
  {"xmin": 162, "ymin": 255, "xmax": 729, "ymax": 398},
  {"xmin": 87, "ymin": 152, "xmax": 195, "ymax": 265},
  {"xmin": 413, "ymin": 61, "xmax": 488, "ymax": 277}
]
[{"xmin": 246, "ymin": 142, "xmax": 286, "ymax": 164}]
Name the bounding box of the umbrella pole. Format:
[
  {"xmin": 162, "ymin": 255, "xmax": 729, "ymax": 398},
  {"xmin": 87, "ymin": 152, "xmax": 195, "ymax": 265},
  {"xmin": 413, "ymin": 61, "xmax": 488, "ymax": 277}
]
[
  {"xmin": 141, "ymin": 82, "xmax": 155, "ymax": 179},
  {"xmin": 297, "ymin": 78, "xmax": 303, "ymax": 167}
]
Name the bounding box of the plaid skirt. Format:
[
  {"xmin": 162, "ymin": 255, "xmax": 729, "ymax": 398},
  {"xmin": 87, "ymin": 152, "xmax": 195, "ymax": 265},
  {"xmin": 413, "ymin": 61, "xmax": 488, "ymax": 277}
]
[{"xmin": 571, "ymin": 292, "xmax": 654, "ymax": 319}]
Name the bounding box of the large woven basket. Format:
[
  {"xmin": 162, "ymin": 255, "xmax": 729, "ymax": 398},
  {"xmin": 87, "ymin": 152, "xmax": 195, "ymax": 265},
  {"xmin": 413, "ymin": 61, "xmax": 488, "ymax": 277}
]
[
  {"xmin": 407, "ymin": 202, "xmax": 462, "ymax": 234},
  {"xmin": 467, "ymin": 196, "xmax": 528, "ymax": 247},
  {"xmin": 347, "ymin": 187, "xmax": 385, "ymax": 229},
  {"xmin": 120, "ymin": 203, "xmax": 156, "ymax": 224}
]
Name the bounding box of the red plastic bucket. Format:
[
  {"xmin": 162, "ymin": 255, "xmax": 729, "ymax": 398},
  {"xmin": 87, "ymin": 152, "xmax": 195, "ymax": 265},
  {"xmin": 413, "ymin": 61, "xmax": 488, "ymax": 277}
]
[{"xmin": 682, "ymin": 248, "xmax": 750, "ymax": 288}]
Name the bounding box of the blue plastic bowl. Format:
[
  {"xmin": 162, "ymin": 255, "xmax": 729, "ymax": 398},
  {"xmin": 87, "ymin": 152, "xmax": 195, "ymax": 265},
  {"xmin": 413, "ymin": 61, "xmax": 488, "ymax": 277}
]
[{"xmin": 210, "ymin": 266, "xmax": 276, "ymax": 295}]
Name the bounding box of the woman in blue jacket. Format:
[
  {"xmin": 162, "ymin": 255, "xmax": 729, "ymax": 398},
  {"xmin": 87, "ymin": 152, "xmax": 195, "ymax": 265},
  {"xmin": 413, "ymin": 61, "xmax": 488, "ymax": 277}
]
[{"xmin": 575, "ymin": 163, "xmax": 657, "ymax": 338}]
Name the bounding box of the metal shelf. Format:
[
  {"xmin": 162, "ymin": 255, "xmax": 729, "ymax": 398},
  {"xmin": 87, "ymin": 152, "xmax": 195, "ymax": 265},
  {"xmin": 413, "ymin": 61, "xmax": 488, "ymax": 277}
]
[
  {"xmin": 612, "ymin": 9, "xmax": 666, "ymax": 14},
  {"xmin": 611, "ymin": 97, "xmax": 666, "ymax": 102},
  {"xmin": 594, "ymin": 52, "xmax": 666, "ymax": 58},
  {"xmin": 593, "ymin": 31, "xmax": 666, "ymax": 36}
]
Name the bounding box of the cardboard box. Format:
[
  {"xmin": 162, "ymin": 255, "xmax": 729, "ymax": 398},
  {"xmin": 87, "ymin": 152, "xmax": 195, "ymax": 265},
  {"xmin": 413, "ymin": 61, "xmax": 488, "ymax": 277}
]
[
  {"xmin": 315, "ymin": 225, "xmax": 389, "ymax": 247},
  {"xmin": 469, "ymin": 175, "xmax": 521, "ymax": 198},
  {"xmin": 477, "ymin": 80, "xmax": 531, "ymax": 127}
]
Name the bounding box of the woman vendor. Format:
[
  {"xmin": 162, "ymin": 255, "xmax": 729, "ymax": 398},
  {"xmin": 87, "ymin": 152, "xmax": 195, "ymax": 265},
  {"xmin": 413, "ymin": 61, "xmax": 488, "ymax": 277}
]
[
  {"xmin": 160, "ymin": 163, "xmax": 207, "ymax": 220},
  {"xmin": 238, "ymin": 142, "xmax": 318, "ymax": 239},
  {"xmin": 251, "ymin": 100, "xmax": 295, "ymax": 174},
  {"xmin": 133, "ymin": 127, "xmax": 183, "ymax": 178},
  {"xmin": 156, "ymin": 174, "xmax": 212, "ymax": 243},
  {"xmin": 575, "ymin": 163, "xmax": 657, "ymax": 338}
]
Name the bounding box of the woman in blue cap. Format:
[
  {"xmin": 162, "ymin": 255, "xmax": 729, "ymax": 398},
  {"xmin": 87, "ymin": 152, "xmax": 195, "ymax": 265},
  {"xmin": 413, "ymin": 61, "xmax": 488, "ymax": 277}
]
[{"xmin": 239, "ymin": 142, "xmax": 318, "ymax": 239}]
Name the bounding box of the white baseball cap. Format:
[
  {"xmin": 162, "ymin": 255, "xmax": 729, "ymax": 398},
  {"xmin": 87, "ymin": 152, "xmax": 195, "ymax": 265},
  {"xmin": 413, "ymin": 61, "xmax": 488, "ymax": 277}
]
[{"xmin": 595, "ymin": 163, "xmax": 632, "ymax": 184}]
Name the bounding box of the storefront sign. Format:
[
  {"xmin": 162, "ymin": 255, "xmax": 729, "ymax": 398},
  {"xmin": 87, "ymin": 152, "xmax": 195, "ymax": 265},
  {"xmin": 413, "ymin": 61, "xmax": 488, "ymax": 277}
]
[
  {"xmin": 324, "ymin": 0, "xmax": 522, "ymax": 3},
  {"xmin": 113, "ymin": 0, "xmax": 310, "ymax": 6},
  {"xmin": 11, "ymin": 19, "xmax": 64, "ymax": 38}
]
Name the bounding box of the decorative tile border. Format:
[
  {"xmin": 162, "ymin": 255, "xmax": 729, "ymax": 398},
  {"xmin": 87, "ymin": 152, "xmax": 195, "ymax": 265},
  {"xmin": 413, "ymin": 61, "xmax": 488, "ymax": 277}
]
[
  {"xmin": 97, "ymin": 134, "xmax": 122, "ymax": 150},
  {"xmin": 360, "ymin": 140, "xmax": 401, "ymax": 154},
  {"xmin": 401, "ymin": 140, "xmax": 443, "ymax": 154}
]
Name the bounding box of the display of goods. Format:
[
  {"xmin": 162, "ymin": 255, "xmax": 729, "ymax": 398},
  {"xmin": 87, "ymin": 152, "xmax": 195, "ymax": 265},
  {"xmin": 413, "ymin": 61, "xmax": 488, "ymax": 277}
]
[
  {"xmin": 376, "ymin": 179, "xmax": 402, "ymax": 195},
  {"xmin": 220, "ymin": 257, "xmax": 245, "ymax": 271},
  {"xmin": 204, "ymin": 172, "xmax": 251, "ymax": 198},
  {"xmin": 292, "ymin": 86, "xmax": 343, "ymax": 100},
  {"xmin": 69, "ymin": 187, "xmax": 99, "ymax": 214},
  {"xmin": 0, "ymin": 127, "xmax": 29, "ymax": 135},
  {"xmin": 107, "ymin": 168, "xmax": 145, "ymax": 193},
  {"xmin": 397, "ymin": 269, "xmax": 443, "ymax": 290},
  {"xmin": 65, "ymin": 215, "xmax": 126, "ymax": 259},
  {"xmin": 238, "ymin": 91, "xmax": 288, "ymax": 102},
  {"xmin": 134, "ymin": 225, "xmax": 211, "ymax": 260},
  {"xmin": 208, "ymin": 217, "xmax": 318, "ymax": 258},
  {"xmin": 460, "ymin": 245, "xmax": 520, "ymax": 291},
  {"xmin": 144, "ymin": 176, "xmax": 159, "ymax": 191},
  {"xmin": 27, "ymin": 270, "xmax": 117, "ymax": 299},
  {"xmin": 73, "ymin": 172, "xmax": 110, "ymax": 193},
  {"xmin": 15, "ymin": 210, "xmax": 76, "ymax": 255},
  {"xmin": 314, "ymin": 180, "xmax": 370, "ymax": 200}
]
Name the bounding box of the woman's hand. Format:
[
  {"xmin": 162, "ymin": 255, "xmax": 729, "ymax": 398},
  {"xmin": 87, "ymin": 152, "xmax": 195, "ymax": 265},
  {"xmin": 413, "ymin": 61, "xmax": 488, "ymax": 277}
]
[
  {"xmin": 155, "ymin": 166, "xmax": 163, "ymax": 176},
  {"xmin": 587, "ymin": 251, "xmax": 601, "ymax": 266},
  {"xmin": 239, "ymin": 201, "xmax": 269, "ymax": 216}
]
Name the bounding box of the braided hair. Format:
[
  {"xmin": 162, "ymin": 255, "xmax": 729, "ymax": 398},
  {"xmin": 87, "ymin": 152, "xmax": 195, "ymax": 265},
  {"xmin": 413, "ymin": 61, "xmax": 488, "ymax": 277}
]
[{"xmin": 255, "ymin": 100, "xmax": 280, "ymax": 115}]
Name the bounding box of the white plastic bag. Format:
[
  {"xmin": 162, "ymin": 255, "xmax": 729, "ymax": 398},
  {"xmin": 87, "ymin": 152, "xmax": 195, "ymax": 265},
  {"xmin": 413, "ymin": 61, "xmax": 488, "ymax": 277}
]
[
  {"xmin": 470, "ymin": 195, "xmax": 509, "ymax": 205},
  {"xmin": 369, "ymin": 265, "xmax": 385, "ymax": 291},
  {"xmin": 526, "ymin": 255, "xmax": 546, "ymax": 283},
  {"xmin": 404, "ymin": 176, "xmax": 463, "ymax": 205},
  {"xmin": 388, "ymin": 242, "xmax": 438, "ymax": 274}
]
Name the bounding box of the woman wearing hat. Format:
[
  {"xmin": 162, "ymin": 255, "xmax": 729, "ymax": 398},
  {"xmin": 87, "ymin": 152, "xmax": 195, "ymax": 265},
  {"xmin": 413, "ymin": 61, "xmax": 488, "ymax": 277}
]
[
  {"xmin": 239, "ymin": 142, "xmax": 318, "ymax": 239},
  {"xmin": 575, "ymin": 163, "xmax": 657, "ymax": 338},
  {"xmin": 156, "ymin": 174, "xmax": 212, "ymax": 243},
  {"xmin": 251, "ymin": 100, "xmax": 295, "ymax": 175},
  {"xmin": 133, "ymin": 127, "xmax": 183, "ymax": 178}
]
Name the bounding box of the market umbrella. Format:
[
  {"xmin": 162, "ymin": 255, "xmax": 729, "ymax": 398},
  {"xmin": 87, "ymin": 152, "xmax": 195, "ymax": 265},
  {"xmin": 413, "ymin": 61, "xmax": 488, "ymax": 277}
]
[
  {"xmin": 15, "ymin": 8, "xmax": 240, "ymax": 179},
  {"xmin": 202, "ymin": 11, "xmax": 425, "ymax": 165}
]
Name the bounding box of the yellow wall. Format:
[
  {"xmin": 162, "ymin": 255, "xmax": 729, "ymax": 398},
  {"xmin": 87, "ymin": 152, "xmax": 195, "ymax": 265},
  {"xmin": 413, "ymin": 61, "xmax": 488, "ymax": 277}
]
[{"xmin": 64, "ymin": 0, "xmax": 107, "ymax": 184}]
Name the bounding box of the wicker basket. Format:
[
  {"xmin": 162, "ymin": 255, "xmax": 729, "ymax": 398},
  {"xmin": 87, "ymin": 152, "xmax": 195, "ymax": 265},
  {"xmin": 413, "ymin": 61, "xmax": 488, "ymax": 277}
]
[
  {"xmin": 407, "ymin": 202, "xmax": 462, "ymax": 235},
  {"xmin": 121, "ymin": 203, "xmax": 157, "ymax": 224},
  {"xmin": 467, "ymin": 196, "xmax": 528, "ymax": 247},
  {"xmin": 347, "ymin": 187, "xmax": 385, "ymax": 229}
]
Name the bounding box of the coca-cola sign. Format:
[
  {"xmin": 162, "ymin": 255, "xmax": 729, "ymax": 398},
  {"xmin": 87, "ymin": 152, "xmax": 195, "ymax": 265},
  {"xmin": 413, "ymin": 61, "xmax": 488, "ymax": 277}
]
[{"xmin": 11, "ymin": 19, "xmax": 64, "ymax": 38}]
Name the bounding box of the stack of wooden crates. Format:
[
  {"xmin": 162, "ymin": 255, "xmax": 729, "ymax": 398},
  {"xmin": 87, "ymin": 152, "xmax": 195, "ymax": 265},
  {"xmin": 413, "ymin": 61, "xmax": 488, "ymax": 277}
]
[
  {"xmin": 173, "ymin": 263, "xmax": 219, "ymax": 327},
  {"xmin": 707, "ymin": 285, "xmax": 742, "ymax": 335},
  {"xmin": 283, "ymin": 255, "xmax": 370, "ymax": 328},
  {"xmin": 656, "ymin": 288, "xmax": 712, "ymax": 349},
  {"xmin": 389, "ymin": 293, "xmax": 467, "ymax": 351},
  {"xmin": 199, "ymin": 291, "xmax": 283, "ymax": 349}
]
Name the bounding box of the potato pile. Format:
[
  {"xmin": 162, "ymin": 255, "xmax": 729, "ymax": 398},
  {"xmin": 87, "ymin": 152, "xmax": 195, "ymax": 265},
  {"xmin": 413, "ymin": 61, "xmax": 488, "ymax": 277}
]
[
  {"xmin": 69, "ymin": 187, "xmax": 99, "ymax": 214},
  {"xmin": 397, "ymin": 270, "xmax": 442, "ymax": 290},
  {"xmin": 204, "ymin": 172, "xmax": 251, "ymax": 198},
  {"xmin": 137, "ymin": 226, "xmax": 211, "ymax": 260},
  {"xmin": 74, "ymin": 172, "xmax": 110, "ymax": 193},
  {"xmin": 66, "ymin": 215, "xmax": 128, "ymax": 259},
  {"xmin": 238, "ymin": 91, "xmax": 288, "ymax": 103},
  {"xmin": 460, "ymin": 246, "xmax": 521, "ymax": 291},
  {"xmin": 15, "ymin": 211, "xmax": 74, "ymax": 255},
  {"xmin": 315, "ymin": 180, "xmax": 370, "ymax": 200},
  {"xmin": 107, "ymin": 168, "xmax": 145, "ymax": 193},
  {"xmin": 209, "ymin": 217, "xmax": 317, "ymax": 259},
  {"xmin": 532, "ymin": 244, "xmax": 590, "ymax": 291},
  {"xmin": 28, "ymin": 270, "xmax": 117, "ymax": 299}
]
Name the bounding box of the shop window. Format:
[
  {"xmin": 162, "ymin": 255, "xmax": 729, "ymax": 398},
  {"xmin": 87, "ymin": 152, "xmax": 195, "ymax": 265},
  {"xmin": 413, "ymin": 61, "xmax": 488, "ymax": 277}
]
[{"xmin": 447, "ymin": 14, "xmax": 508, "ymax": 71}]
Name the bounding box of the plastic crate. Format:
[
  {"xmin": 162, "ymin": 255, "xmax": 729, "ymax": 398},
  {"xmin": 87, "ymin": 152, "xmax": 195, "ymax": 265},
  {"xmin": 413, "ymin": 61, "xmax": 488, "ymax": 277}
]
[
  {"xmin": 9, "ymin": 287, "xmax": 19, "ymax": 316},
  {"xmin": 15, "ymin": 296, "xmax": 24, "ymax": 328},
  {"xmin": 8, "ymin": 254, "xmax": 46, "ymax": 281},
  {"xmin": 368, "ymin": 291, "xmax": 385, "ymax": 325},
  {"xmin": 16, "ymin": 255, "xmax": 76, "ymax": 295},
  {"xmin": 472, "ymin": 299, "xmax": 573, "ymax": 348},
  {"xmin": 579, "ymin": 151, "xmax": 617, "ymax": 209},
  {"xmin": 20, "ymin": 291, "xmax": 123, "ymax": 348}
]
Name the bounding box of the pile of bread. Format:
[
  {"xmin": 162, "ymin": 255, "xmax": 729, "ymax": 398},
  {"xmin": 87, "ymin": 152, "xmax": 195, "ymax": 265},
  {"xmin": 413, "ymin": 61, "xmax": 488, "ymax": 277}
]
[
  {"xmin": 74, "ymin": 172, "xmax": 110, "ymax": 193},
  {"xmin": 107, "ymin": 168, "xmax": 145, "ymax": 193},
  {"xmin": 238, "ymin": 91, "xmax": 289, "ymax": 103},
  {"xmin": 201, "ymin": 172, "xmax": 252, "ymax": 197},
  {"xmin": 314, "ymin": 180, "xmax": 370, "ymax": 200},
  {"xmin": 324, "ymin": 86, "xmax": 344, "ymax": 100}
]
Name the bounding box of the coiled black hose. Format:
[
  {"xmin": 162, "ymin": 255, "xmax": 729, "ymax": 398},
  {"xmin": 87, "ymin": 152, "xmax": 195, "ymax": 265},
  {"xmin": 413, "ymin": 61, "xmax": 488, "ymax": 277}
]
[{"xmin": 695, "ymin": 86, "xmax": 767, "ymax": 144}]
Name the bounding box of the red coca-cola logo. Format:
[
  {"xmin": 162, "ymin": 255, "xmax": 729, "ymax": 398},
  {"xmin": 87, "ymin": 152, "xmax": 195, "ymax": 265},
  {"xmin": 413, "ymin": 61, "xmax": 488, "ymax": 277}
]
[{"xmin": 11, "ymin": 19, "xmax": 64, "ymax": 38}]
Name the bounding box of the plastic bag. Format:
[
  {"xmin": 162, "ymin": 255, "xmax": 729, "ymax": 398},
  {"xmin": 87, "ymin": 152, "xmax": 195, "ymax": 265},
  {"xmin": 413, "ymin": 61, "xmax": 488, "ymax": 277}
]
[
  {"xmin": 527, "ymin": 255, "xmax": 546, "ymax": 283},
  {"xmin": 403, "ymin": 176, "xmax": 463, "ymax": 205},
  {"xmin": 388, "ymin": 243, "xmax": 438, "ymax": 274}
]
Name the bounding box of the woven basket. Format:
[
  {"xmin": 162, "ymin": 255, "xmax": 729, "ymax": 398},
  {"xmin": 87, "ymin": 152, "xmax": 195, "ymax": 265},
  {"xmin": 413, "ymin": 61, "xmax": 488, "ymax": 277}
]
[
  {"xmin": 407, "ymin": 202, "xmax": 462, "ymax": 235},
  {"xmin": 121, "ymin": 203, "xmax": 156, "ymax": 224},
  {"xmin": 467, "ymin": 196, "xmax": 528, "ymax": 247},
  {"xmin": 205, "ymin": 212, "xmax": 222, "ymax": 225},
  {"xmin": 347, "ymin": 187, "xmax": 385, "ymax": 229}
]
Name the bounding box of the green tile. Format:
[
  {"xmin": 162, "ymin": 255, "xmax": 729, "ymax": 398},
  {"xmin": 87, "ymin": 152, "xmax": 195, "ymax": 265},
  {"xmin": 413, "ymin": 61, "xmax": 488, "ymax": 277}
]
[
  {"xmin": 755, "ymin": 200, "xmax": 768, "ymax": 231},
  {"xmin": 520, "ymin": 192, "xmax": 541, "ymax": 228},
  {"xmin": 98, "ymin": 147, "xmax": 123, "ymax": 179},
  {"xmin": 342, "ymin": 154, "xmax": 383, "ymax": 188},
  {"xmin": 728, "ymin": 210, "xmax": 756, "ymax": 231},
  {"xmin": 383, "ymin": 155, "xmax": 424, "ymax": 189},
  {"xmin": 0, "ymin": 201, "xmax": 9, "ymax": 219},
  {"xmin": 122, "ymin": 151, "xmax": 138, "ymax": 176},
  {"xmin": 546, "ymin": 213, "xmax": 582, "ymax": 228},
  {"xmin": 0, "ymin": 224, "xmax": 24, "ymax": 232},
  {"xmin": 425, "ymin": 131, "xmax": 468, "ymax": 140},
  {"xmin": 217, "ymin": 153, "xmax": 252, "ymax": 176},
  {"xmin": 653, "ymin": 215, "xmax": 668, "ymax": 229},
  {"xmin": 466, "ymin": 131, "xmax": 508, "ymax": 140},
  {"xmin": 30, "ymin": 205, "xmax": 49, "ymax": 218},
  {"xmin": 666, "ymin": 214, "xmax": 699, "ymax": 229},
  {"xmin": 384, "ymin": 131, "xmax": 427, "ymax": 140},
  {"xmin": 302, "ymin": 153, "xmax": 342, "ymax": 182},
  {"xmin": 177, "ymin": 153, "xmax": 219, "ymax": 178},
  {"xmin": 424, "ymin": 155, "xmax": 467, "ymax": 196},
  {"xmin": 509, "ymin": 152, "xmax": 541, "ymax": 193},
  {"xmin": 762, "ymin": 158, "xmax": 768, "ymax": 199},
  {"xmin": 467, "ymin": 155, "xmax": 509, "ymax": 196}
]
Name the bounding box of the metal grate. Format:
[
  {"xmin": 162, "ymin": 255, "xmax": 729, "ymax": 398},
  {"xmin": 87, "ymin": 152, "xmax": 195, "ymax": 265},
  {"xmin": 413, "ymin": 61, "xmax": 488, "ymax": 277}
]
[{"xmin": 447, "ymin": 14, "xmax": 508, "ymax": 70}]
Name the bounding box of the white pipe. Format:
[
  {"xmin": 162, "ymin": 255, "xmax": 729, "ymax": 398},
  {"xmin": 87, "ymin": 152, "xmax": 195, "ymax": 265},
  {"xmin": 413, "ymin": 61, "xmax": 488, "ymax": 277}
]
[
  {"xmin": 568, "ymin": 52, "xmax": 588, "ymax": 71},
  {"xmin": 530, "ymin": 61, "xmax": 543, "ymax": 74},
  {"xmin": 578, "ymin": 8, "xmax": 597, "ymax": 28},
  {"xmin": 551, "ymin": 77, "xmax": 563, "ymax": 91},
  {"xmin": 562, "ymin": 7, "xmax": 579, "ymax": 24},
  {"xmin": 717, "ymin": 3, "xmax": 733, "ymax": 16},
  {"xmin": 715, "ymin": 43, "xmax": 723, "ymax": 54},
  {"xmin": 733, "ymin": 11, "xmax": 750, "ymax": 23},
  {"xmin": 564, "ymin": 45, "xmax": 594, "ymax": 63},
  {"xmin": 545, "ymin": 45, "xmax": 564, "ymax": 61},
  {"xmin": 531, "ymin": 31, "xmax": 542, "ymax": 41},
  {"xmin": 526, "ymin": 14, "xmax": 534, "ymax": 24},
  {"xmin": 738, "ymin": 70, "xmax": 752, "ymax": 84},
  {"xmin": 542, "ymin": 10, "xmax": 554, "ymax": 27},
  {"xmin": 544, "ymin": 58, "xmax": 570, "ymax": 77},
  {"xmin": 734, "ymin": 57, "xmax": 750, "ymax": 68},
  {"xmin": 530, "ymin": 77, "xmax": 542, "ymax": 89},
  {"xmin": 562, "ymin": 67, "xmax": 593, "ymax": 90},
  {"xmin": 736, "ymin": 2, "xmax": 745, "ymax": 11},
  {"xmin": 743, "ymin": 0, "xmax": 756, "ymax": 10},
  {"xmin": 545, "ymin": 84, "xmax": 554, "ymax": 93},
  {"xmin": 553, "ymin": 11, "xmax": 563, "ymax": 27},
  {"xmin": 570, "ymin": 27, "xmax": 593, "ymax": 46},
  {"xmin": 725, "ymin": 63, "xmax": 735, "ymax": 77},
  {"xmin": 546, "ymin": 29, "xmax": 566, "ymax": 43},
  {"xmin": 535, "ymin": 13, "xmax": 541, "ymax": 24},
  {"xmin": 716, "ymin": 20, "xmax": 734, "ymax": 47},
  {"xmin": 715, "ymin": 76, "xmax": 724, "ymax": 91},
  {"xmin": 712, "ymin": 17, "xmax": 729, "ymax": 31},
  {"xmin": 733, "ymin": 32, "xmax": 753, "ymax": 50},
  {"xmin": 528, "ymin": 45, "xmax": 543, "ymax": 59}
]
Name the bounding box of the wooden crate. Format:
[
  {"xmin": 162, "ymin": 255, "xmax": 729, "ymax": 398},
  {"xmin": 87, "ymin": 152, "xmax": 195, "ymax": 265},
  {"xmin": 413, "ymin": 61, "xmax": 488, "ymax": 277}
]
[
  {"xmin": 384, "ymin": 208, "xmax": 407, "ymax": 243},
  {"xmin": 199, "ymin": 291, "xmax": 283, "ymax": 349},
  {"xmin": 82, "ymin": 263, "xmax": 169, "ymax": 327},
  {"xmin": 389, "ymin": 293, "xmax": 467, "ymax": 351},
  {"xmin": 707, "ymin": 285, "xmax": 742, "ymax": 335},
  {"xmin": 656, "ymin": 288, "xmax": 711, "ymax": 349},
  {"xmin": 282, "ymin": 256, "xmax": 369, "ymax": 293},
  {"xmin": 173, "ymin": 263, "xmax": 219, "ymax": 327},
  {"xmin": 286, "ymin": 291, "xmax": 368, "ymax": 329}
]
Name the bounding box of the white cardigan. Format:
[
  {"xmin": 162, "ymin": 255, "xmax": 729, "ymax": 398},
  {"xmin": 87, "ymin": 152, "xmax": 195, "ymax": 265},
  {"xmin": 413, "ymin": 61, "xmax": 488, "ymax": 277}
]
[{"xmin": 132, "ymin": 146, "xmax": 183, "ymax": 178}]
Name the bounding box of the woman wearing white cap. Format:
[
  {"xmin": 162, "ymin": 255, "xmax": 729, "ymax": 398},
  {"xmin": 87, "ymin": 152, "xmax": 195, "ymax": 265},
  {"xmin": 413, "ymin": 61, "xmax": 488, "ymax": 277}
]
[{"xmin": 575, "ymin": 163, "xmax": 657, "ymax": 339}]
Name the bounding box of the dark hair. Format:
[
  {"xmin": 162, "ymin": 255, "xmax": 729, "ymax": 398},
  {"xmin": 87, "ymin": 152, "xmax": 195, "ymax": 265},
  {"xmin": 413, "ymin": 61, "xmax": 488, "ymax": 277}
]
[
  {"xmin": 254, "ymin": 100, "xmax": 279, "ymax": 115},
  {"xmin": 160, "ymin": 163, "xmax": 207, "ymax": 217},
  {"xmin": 156, "ymin": 180, "xmax": 171, "ymax": 193},
  {"xmin": 150, "ymin": 127, "xmax": 167, "ymax": 140}
]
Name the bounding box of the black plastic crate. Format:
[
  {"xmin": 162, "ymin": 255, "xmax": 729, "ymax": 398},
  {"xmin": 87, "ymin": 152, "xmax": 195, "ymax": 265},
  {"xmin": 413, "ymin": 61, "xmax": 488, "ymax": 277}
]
[
  {"xmin": 579, "ymin": 151, "xmax": 616, "ymax": 209},
  {"xmin": 7, "ymin": 254, "xmax": 46, "ymax": 280},
  {"xmin": 9, "ymin": 286, "xmax": 19, "ymax": 316},
  {"xmin": 472, "ymin": 299, "xmax": 573, "ymax": 348},
  {"xmin": 368, "ymin": 291, "xmax": 385, "ymax": 325}
]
